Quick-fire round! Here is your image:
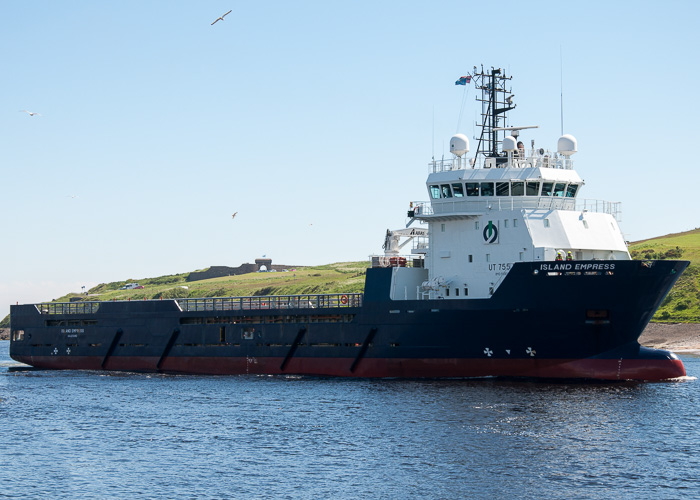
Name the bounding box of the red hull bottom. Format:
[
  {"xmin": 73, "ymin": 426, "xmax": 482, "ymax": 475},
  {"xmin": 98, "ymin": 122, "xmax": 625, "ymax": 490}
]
[{"xmin": 15, "ymin": 355, "xmax": 687, "ymax": 381}]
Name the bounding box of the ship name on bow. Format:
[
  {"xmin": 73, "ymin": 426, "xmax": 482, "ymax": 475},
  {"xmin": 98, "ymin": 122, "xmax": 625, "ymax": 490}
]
[{"xmin": 539, "ymin": 263, "xmax": 616, "ymax": 272}]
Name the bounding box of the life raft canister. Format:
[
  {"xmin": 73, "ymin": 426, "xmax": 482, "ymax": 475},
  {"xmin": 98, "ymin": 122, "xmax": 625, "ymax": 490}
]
[{"xmin": 389, "ymin": 257, "xmax": 407, "ymax": 267}]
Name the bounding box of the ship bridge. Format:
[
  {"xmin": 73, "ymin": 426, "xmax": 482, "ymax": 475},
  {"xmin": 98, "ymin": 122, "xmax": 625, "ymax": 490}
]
[
  {"xmin": 386, "ymin": 135, "xmax": 627, "ymax": 301},
  {"xmin": 413, "ymin": 134, "xmax": 604, "ymax": 218}
]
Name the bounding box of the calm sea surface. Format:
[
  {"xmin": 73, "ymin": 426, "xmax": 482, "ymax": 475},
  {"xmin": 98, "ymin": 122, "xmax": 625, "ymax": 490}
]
[{"xmin": 1, "ymin": 341, "xmax": 698, "ymax": 499}]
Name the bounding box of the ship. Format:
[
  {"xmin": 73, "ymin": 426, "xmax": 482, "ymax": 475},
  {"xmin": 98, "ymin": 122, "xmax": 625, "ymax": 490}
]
[{"xmin": 9, "ymin": 67, "xmax": 689, "ymax": 380}]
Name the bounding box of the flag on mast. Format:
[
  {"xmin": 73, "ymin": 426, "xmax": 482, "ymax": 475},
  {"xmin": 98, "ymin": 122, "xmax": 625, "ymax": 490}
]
[{"xmin": 455, "ymin": 75, "xmax": 471, "ymax": 85}]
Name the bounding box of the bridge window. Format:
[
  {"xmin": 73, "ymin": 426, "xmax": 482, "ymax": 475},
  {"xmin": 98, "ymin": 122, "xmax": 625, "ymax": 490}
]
[
  {"xmin": 554, "ymin": 183, "xmax": 566, "ymax": 197},
  {"xmin": 526, "ymin": 181, "xmax": 540, "ymax": 195},
  {"xmin": 466, "ymin": 183, "xmax": 480, "ymax": 196},
  {"xmin": 480, "ymin": 182, "xmax": 494, "ymax": 196},
  {"xmin": 441, "ymin": 185, "xmax": 453, "ymax": 198},
  {"xmin": 566, "ymin": 184, "xmax": 579, "ymax": 198},
  {"xmin": 430, "ymin": 185, "xmax": 441, "ymax": 199},
  {"xmin": 496, "ymin": 182, "xmax": 510, "ymax": 196},
  {"xmin": 511, "ymin": 182, "xmax": 524, "ymax": 196},
  {"xmin": 452, "ymin": 183, "xmax": 464, "ymax": 197},
  {"xmin": 542, "ymin": 182, "xmax": 553, "ymax": 196}
]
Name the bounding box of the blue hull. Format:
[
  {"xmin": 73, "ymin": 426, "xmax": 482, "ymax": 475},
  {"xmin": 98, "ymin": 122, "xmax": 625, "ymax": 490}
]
[{"xmin": 9, "ymin": 260, "xmax": 689, "ymax": 380}]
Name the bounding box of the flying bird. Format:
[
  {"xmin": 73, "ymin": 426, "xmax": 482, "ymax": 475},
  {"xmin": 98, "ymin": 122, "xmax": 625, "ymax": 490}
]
[
  {"xmin": 20, "ymin": 110, "xmax": 41, "ymax": 117},
  {"xmin": 211, "ymin": 10, "xmax": 232, "ymax": 25},
  {"xmin": 232, "ymin": 212, "xmax": 238, "ymax": 219}
]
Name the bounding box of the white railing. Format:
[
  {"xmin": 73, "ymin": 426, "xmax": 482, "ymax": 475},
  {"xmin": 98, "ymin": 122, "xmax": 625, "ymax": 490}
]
[
  {"xmin": 575, "ymin": 199, "xmax": 621, "ymax": 220},
  {"xmin": 429, "ymin": 149, "xmax": 574, "ymax": 172},
  {"xmin": 410, "ymin": 198, "xmax": 621, "ymax": 219}
]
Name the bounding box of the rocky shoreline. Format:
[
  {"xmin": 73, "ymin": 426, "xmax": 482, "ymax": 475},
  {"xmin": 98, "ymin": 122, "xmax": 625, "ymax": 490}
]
[
  {"xmin": 1, "ymin": 324, "xmax": 699, "ymax": 351},
  {"xmin": 638, "ymin": 322, "xmax": 700, "ymax": 352}
]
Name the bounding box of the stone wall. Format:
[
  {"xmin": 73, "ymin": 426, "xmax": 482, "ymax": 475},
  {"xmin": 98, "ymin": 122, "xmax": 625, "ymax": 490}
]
[{"xmin": 186, "ymin": 263, "xmax": 295, "ymax": 282}]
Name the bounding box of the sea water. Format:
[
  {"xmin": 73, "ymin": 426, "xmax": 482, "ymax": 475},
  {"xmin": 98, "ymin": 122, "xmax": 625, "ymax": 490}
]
[{"xmin": 0, "ymin": 341, "xmax": 698, "ymax": 499}]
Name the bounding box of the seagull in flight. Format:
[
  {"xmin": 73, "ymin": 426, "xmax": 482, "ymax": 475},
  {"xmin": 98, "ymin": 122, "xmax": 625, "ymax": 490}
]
[
  {"xmin": 20, "ymin": 110, "xmax": 41, "ymax": 117},
  {"xmin": 211, "ymin": 10, "xmax": 232, "ymax": 25},
  {"xmin": 232, "ymin": 212, "xmax": 238, "ymax": 219}
]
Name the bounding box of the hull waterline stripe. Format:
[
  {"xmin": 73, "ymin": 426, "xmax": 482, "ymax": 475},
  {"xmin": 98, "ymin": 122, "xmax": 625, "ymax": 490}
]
[{"xmin": 15, "ymin": 355, "xmax": 687, "ymax": 381}]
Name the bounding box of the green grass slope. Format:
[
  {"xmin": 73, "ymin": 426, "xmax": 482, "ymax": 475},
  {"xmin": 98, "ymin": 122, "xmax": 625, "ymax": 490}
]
[
  {"xmin": 55, "ymin": 261, "xmax": 369, "ymax": 303},
  {"xmin": 630, "ymin": 228, "xmax": 699, "ymax": 323}
]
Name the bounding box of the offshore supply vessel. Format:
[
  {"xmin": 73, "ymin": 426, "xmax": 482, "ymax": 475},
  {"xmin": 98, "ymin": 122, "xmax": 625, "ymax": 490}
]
[{"xmin": 9, "ymin": 67, "xmax": 689, "ymax": 380}]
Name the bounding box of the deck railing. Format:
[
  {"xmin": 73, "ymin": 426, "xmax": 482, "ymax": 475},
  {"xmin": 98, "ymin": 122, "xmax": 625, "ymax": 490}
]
[
  {"xmin": 369, "ymin": 255, "xmax": 425, "ymax": 268},
  {"xmin": 429, "ymin": 150, "xmax": 573, "ymax": 172},
  {"xmin": 411, "ymin": 197, "xmax": 620, "ymax": 220},
  {"xmin": 35, "ymin": 302, "xmax": 101, "ymax": 315},
  {"xmin": 32, "ymin": 293, "xmax": 364, "ymax": 315},
  {"xmin": 176, "ymin": 293, "xmax": 363, "ymax": 312}
]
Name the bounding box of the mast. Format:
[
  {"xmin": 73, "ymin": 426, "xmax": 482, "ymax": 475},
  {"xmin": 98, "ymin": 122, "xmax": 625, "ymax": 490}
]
[{"xmin": 473, "ymin": 66, "xmax": 515, "ymax": 163}]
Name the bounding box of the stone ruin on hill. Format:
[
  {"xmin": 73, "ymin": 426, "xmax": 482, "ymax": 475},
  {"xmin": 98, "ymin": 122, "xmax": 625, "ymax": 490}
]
[{"xmin": 186, "ymin": 259, "xmax": 295, "ymax": 282}]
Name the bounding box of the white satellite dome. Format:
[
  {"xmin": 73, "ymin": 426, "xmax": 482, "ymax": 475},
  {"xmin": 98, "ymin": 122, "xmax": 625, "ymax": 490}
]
[
  {"xmin": 449, "ymin": 134, "xmax": 469, "ymax": 157},
  {"xmin": 502, "ymin": 135, "xmax": 517, "ymax": 152},
  {"xmin": 557, "ymin": 134, "xmax": 578, "ymax": 156}
]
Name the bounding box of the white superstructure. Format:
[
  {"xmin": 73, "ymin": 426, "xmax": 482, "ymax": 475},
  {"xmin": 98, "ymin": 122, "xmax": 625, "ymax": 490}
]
[{"xmin": 379, "ymin": 66, "xmax": 629, "ymax": 301}]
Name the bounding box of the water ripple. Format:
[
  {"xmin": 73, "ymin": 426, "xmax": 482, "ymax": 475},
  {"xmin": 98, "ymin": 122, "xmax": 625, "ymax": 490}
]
[{"xmin": 0, "ymin": 343, "xmax": 698, "ymax": 498}]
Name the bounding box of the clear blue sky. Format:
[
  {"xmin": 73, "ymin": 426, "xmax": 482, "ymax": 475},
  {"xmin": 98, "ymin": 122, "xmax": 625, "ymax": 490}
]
[{"xmin": 2, "ymin": 1, "xmax": 699, "ymax": 318}]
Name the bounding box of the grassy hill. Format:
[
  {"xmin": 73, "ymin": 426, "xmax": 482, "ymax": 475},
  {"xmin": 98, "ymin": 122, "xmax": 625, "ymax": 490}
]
[
  {"xmin": 629, "ymin": 228, "xmax": 700, "ymax": 323},
  {"xmin": 55, "ymin": 261, "xmax": 369, "ymax": 303},
  {"xmin": 2, "ymin": 229, "xmax": 698, "ymax": 328}
]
